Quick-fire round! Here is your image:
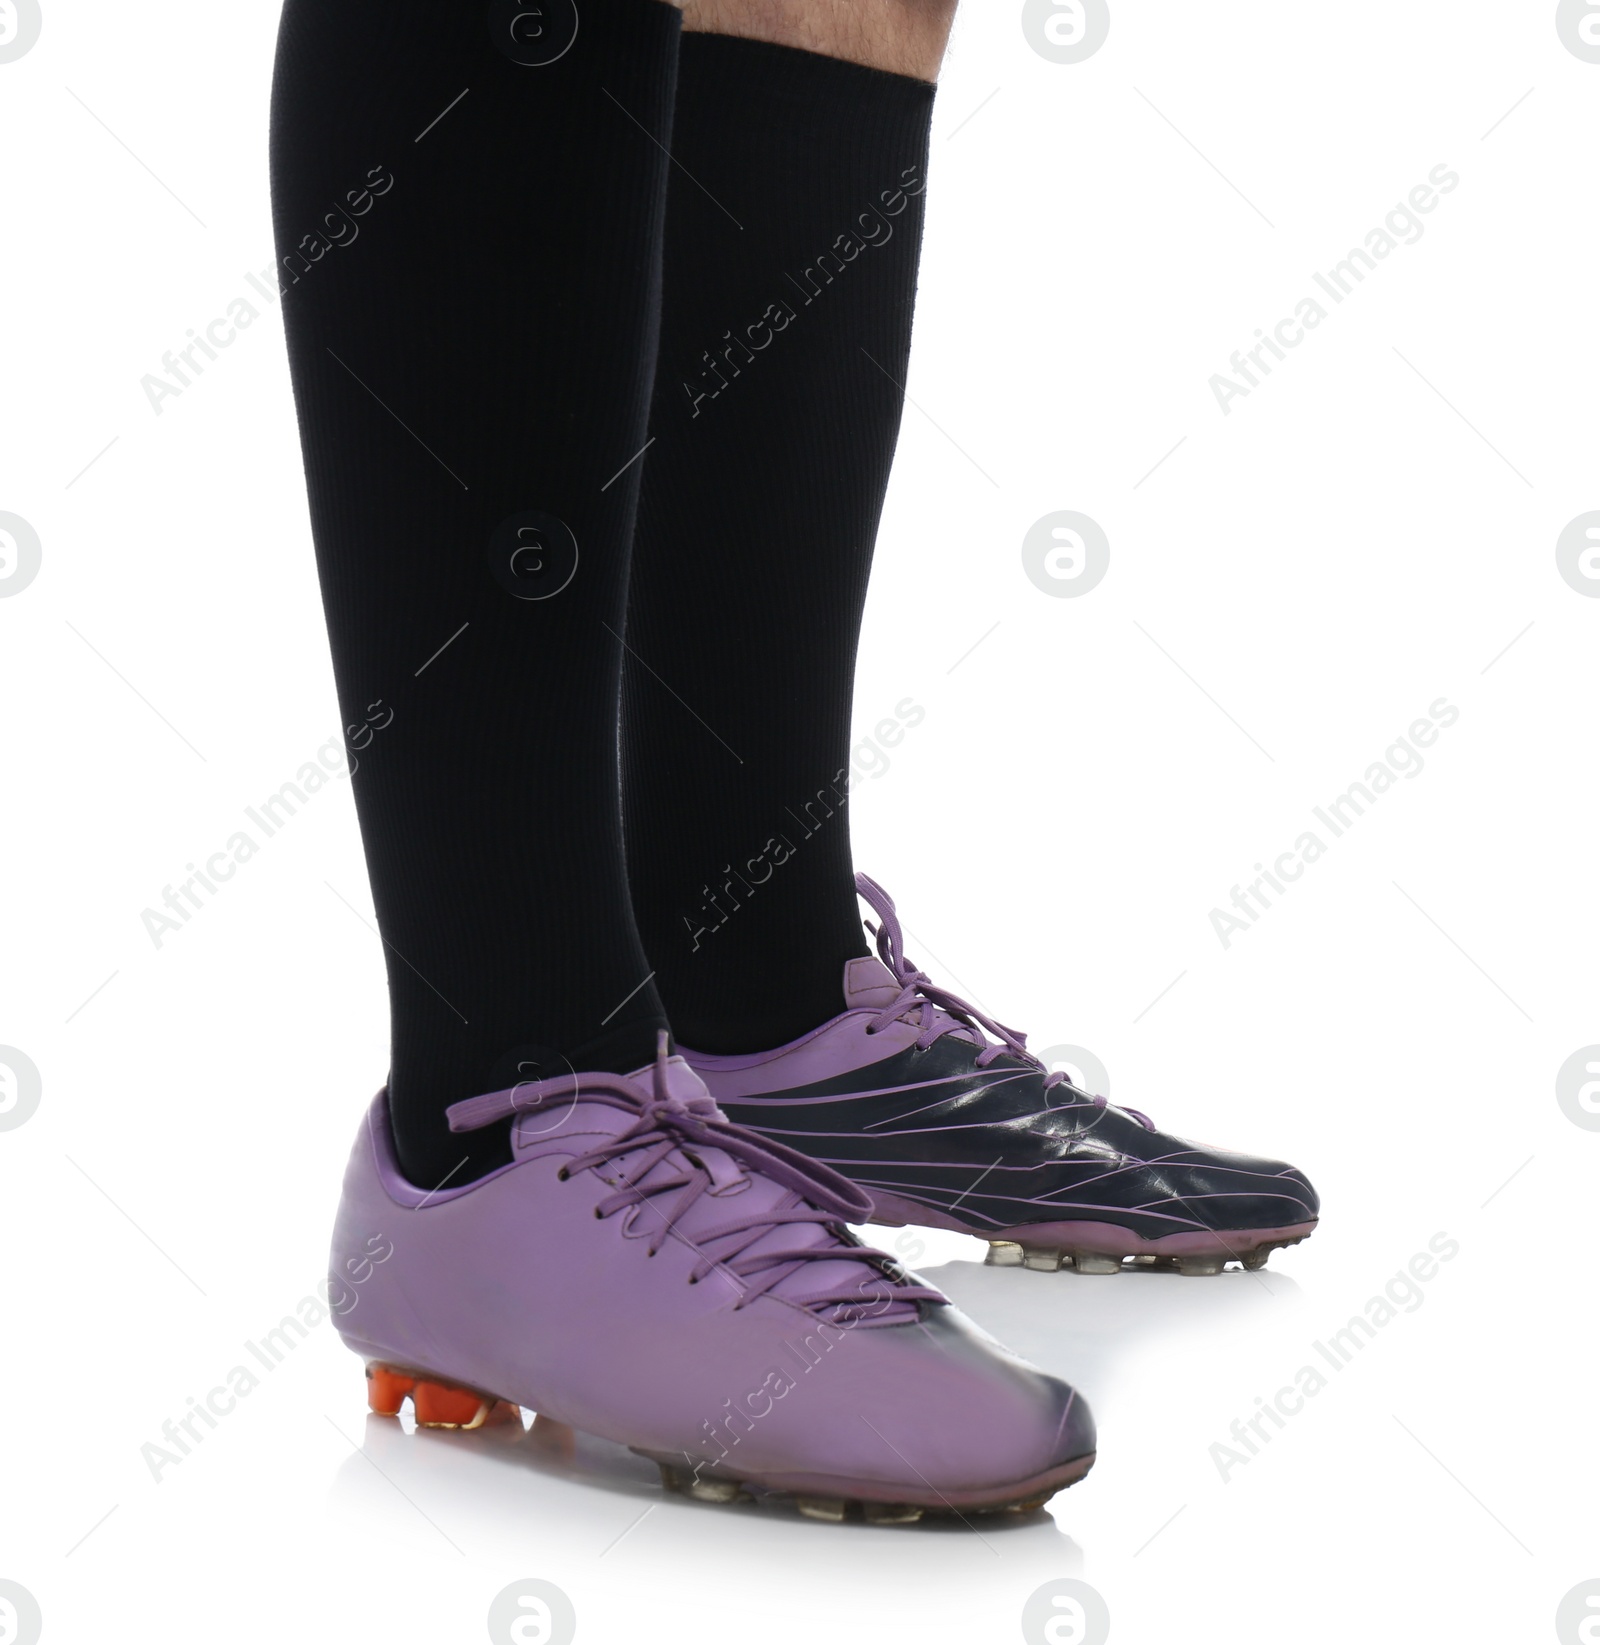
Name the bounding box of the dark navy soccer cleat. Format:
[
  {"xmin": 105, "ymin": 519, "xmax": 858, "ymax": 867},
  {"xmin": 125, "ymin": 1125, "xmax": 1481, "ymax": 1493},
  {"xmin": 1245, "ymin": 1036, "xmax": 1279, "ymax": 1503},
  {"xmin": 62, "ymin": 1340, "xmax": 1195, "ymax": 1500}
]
[{"xmin": 684, "ymin": 875, "xmax": 1319, "ymax": 1277}]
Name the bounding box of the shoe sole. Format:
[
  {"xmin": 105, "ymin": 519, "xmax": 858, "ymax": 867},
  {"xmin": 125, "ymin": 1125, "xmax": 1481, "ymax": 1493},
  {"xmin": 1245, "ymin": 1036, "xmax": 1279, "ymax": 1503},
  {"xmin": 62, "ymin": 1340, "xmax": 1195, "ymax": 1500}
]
[
  {"xmin": 866, "ymin": 1191, "xmax": 1317, "ymax": 1276},
  {"xmin": 365, "ymin": 1361, "xmax": 1094, "ymax": 1522}
]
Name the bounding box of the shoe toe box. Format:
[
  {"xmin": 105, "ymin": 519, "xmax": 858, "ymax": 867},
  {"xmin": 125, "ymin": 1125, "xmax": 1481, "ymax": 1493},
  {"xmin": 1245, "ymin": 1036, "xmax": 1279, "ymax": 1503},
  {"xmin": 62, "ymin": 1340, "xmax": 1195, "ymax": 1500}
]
[
  {"xmin": 1147, "ymin": 1138, "xmax": 1319, "ymax": 1231},
  {"xmin": 834, "ymin": 1302, "xmax": 1095, "ymax": 1492}
]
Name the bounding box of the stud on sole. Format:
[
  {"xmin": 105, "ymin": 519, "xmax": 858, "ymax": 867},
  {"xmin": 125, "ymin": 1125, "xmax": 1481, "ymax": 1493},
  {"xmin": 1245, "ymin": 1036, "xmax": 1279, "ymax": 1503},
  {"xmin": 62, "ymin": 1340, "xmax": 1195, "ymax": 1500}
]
[
  {"xmin": 985, "ymin": 1241, "xmax": 1025, "ymax": 1267},
  {"xmin": 654, "ymin": 1461, "xmax": 751, "ymax": 1504},
  {"xmin": 1069, "ymin": 1253, "xmax": 1122, "ymax": 1275},
  {"xmin": 366, "ymin": 1363, "xmax": 520, "ymax": 1430},
  {"xmin": 1241, "ymin": 1235, "xmax": 1306, "ymax": 1270},
  {"xmin": 1175, "ymin": 1256, "xmax": 1226, "ymax": 1277},
  {"xmin": 686, "ymin": 1477, "xmax": 748, "ymax": 1504},
  {"xmin": 1021, "ymin": 1248, "xmax": 1063, "ymax": 1272}
]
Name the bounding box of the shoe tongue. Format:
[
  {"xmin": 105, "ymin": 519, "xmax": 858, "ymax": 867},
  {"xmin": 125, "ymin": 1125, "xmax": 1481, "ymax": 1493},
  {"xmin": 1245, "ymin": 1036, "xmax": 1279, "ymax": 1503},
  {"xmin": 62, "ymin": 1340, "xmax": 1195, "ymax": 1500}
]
[
  {"xmin": 843, "ymin": 955, "xmax": 902, "ymax": 1008},
  {"xmin": 842, "ymin": 955, "xmax": 986, "ymax": 1053}
]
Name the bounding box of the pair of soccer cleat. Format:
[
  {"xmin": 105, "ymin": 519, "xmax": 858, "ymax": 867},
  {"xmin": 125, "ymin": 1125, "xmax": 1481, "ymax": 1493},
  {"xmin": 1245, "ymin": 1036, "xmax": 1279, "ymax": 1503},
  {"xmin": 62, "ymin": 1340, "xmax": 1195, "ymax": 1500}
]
[{"xmin": 335, "ymin": 876, "xmax": 1317, "ymax": 1524}]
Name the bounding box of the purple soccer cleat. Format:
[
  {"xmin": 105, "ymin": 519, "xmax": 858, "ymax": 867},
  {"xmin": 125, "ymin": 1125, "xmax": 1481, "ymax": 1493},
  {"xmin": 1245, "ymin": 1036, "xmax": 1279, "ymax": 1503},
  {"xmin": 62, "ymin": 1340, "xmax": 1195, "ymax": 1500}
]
[
  {"xmin": 684, "ymin": 877, "xmax": 1319, "ymax": 1278},
  {"xmin": 330, "ymin": 1035, "xmax": 1095, "ymax": 1522}
]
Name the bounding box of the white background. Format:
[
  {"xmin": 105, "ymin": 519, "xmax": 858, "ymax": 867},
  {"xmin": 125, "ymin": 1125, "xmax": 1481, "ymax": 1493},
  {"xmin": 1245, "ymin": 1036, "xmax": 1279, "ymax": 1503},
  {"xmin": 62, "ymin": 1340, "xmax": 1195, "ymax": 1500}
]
[{"xmin": 3, "ymin": 2, "xmax": 1597, "ymax": 1641}]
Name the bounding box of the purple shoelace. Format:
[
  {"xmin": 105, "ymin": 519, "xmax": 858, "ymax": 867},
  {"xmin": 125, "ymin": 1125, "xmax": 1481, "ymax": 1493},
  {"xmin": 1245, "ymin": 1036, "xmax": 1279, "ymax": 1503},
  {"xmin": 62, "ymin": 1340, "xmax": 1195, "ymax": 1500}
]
[
  {"xmin": 447, "ymin": 1034, "xmax": 944, "ymax": 1322},
  {"xmin": 856, "ymin": 872, "xmax": 1154, "ymax": 1130}
]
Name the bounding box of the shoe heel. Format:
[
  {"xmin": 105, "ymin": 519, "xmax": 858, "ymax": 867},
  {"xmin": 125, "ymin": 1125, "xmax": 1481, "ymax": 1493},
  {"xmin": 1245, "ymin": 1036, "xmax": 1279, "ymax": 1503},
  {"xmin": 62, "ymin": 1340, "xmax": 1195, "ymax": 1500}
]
[{"xmin": 365, "ymin": 1362, "xmax": 519, "ymax": 1430}]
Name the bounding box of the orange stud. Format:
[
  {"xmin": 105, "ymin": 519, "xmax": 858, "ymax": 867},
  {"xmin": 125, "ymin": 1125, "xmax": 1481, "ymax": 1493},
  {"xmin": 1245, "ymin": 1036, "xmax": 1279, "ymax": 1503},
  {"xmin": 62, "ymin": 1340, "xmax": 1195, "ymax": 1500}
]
[
  {"xmin": 412, "ymin": 1377, "xmax": 496, "ymax": 1429},
  {"xmin": 365, "ymin": 1362, "xmax": 518, "ymax": 1430},
  {"xmin": 366, "ymin": 1363, "xmax": 416, "ymax": 1417}
]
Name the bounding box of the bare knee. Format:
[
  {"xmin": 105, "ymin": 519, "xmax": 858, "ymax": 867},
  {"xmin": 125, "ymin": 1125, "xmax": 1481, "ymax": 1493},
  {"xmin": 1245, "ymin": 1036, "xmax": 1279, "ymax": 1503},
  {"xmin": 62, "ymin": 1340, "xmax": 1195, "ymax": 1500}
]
[{"xmin": 672, "ymin": 0, "xmax": 958, "ymax": 81}]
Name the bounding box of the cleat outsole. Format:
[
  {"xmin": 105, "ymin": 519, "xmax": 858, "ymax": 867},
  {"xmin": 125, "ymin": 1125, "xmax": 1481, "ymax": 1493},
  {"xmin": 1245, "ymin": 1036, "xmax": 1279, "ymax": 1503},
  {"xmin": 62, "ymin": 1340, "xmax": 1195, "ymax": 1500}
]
[
  {"xmin": 369, "ymin": 1365, "xmax": 1094, "ymax": 1523},
  {"xmin": 951, "ymin": 1221, "xmax": 1317, "ymax": 1277}
]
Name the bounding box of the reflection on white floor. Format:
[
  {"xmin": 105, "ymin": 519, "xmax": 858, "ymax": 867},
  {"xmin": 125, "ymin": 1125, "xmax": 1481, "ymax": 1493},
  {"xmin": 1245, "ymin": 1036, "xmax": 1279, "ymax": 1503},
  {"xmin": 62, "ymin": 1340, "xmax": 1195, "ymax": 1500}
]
[{"xmin": 925, "ymin": 1252, "xmax": 1306, "ymax": 1420}]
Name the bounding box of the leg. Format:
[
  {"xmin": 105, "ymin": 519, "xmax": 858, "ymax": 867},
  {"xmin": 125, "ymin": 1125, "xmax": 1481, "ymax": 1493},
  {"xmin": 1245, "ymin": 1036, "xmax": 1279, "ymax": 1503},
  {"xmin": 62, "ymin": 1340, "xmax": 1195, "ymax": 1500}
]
[
  {"xmin": 624, "ymin": 21, "xmax": 945, "ymax": 1051},
  {"xmin": 625, "ymin": 7, "xmax": 1322, "ymax": 1270},
  {"xmin": 272, "ymin": 0, "xmax": 678, "ymax": 1185},
  {"xmin": 280, "ymin": 0, "xmax": 1097, "ymax": 1517}
]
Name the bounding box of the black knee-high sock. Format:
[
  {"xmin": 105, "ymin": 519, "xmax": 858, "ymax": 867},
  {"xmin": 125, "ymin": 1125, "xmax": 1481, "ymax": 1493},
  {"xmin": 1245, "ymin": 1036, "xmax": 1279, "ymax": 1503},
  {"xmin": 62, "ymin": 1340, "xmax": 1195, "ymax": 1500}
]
[
  {"xmin": 623, "ymin": 37, "xmax": 935, "ymax": 1053},
  {"xmin": 271, "ymin": 0, "xmax": 680, "ymax": 1185}
]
